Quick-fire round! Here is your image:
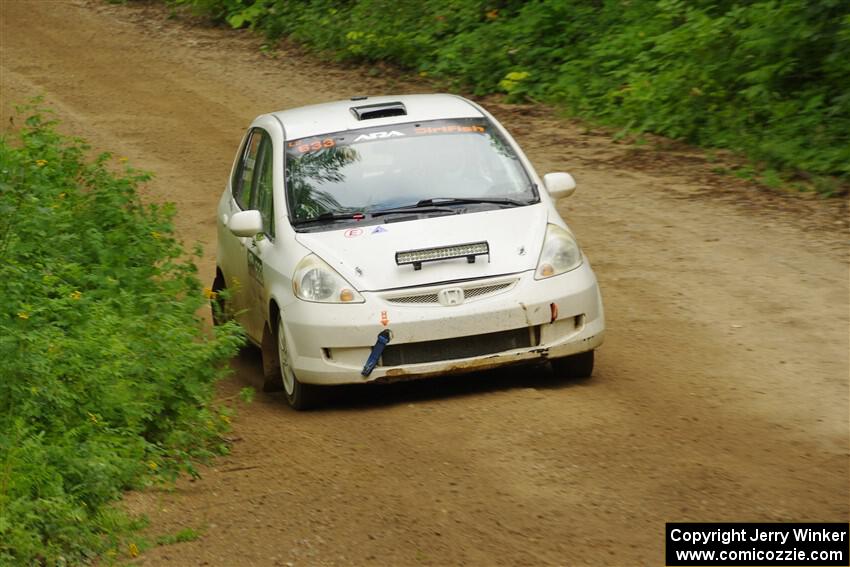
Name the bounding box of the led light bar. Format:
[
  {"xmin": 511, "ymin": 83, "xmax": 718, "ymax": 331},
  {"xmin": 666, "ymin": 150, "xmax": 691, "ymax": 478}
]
[{"xmin": 395, "ymin": 241, "xmax": 490, "ymax": 271}]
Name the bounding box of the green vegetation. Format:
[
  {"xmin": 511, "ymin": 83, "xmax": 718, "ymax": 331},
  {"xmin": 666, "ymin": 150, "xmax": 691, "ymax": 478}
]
[
  {"xmin": 155, "ymin": 527, "xmax": 202, "ymax": 546},
  {"xmin": 0, "ymin": 103, "xmax": 243, "ymax": 565},
  {"xmin": 177, "ymin": 0, "xmax": 849, "ymax": 194}
]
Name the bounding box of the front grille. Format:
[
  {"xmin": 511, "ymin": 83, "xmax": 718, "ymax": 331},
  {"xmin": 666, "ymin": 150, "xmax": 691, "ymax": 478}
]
[
  {"xmin": 385, "ymin": 280, "xmax": 514, "ymax": 305},
  {"xmin": 463, "ymin": 282, "xmax": 512, "ymax": 299},
  {"xmin": 386, "ymin": 292, "xmax": 440, "ymax": 304},
  {"xmin": 381, "ymin": 327, "xmax": 535, "ymax": 366}
]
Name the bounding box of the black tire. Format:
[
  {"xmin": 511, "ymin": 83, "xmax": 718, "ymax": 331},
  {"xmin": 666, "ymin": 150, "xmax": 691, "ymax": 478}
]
[
  {"xmin": 275, "ymin": 316, "xmax": 322, "ymax": 410},
  {"xmin": 551, "ymin": 350, "xmax": 594, "ymax": 379},
  {"xmin": 210, "ymin": 271, "xmax": 228, "ymax": 326}
]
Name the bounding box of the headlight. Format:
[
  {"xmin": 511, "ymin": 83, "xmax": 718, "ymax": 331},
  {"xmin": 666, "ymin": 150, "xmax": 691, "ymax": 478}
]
[
  {"xmin": 292, "ymin": 254, "xmax": 364, "ymax": 303},
  {"xmin": 535, "ymin": 223, "xmax": 582, "ymax": 279}
]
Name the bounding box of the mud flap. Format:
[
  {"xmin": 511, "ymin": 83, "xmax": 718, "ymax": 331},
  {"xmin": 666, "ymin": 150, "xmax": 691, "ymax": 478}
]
[
  {"xmin": 361, "ymin": 330, "xmax": 391, "ymax": 377},
  {"xmin": 261, "ymin": 322, "xmax": 283, "ymax": 392}
]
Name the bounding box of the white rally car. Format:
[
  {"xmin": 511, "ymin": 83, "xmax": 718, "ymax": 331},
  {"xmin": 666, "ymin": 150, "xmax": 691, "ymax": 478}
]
[{"xmin": 213, "ymin": 94, "xmax": 604, "ymax": 409}]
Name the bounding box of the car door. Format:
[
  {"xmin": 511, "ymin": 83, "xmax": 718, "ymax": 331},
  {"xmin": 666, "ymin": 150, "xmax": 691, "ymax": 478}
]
[
  {"xmin": 242, "ymin": 132, "xmax": 275, "ymax": 341},
  {"xmin": 220, "ymin": 128, "xmax": 264, "ymax": 338}
]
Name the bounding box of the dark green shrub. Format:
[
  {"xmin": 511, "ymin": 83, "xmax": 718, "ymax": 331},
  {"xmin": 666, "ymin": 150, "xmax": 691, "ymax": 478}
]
[
  {"xmin": 0, "ymin": 103, "xmax": 243, "ymax": 565},
  {"xmin": 174, "ymin": 0, "xmax": 849, "ymax": 192}
]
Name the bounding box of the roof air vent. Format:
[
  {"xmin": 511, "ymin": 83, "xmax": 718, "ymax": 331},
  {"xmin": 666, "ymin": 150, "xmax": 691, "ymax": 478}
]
[{"xmin": 351, "ymin": 102, "xmax": 407, "ymax": 121}]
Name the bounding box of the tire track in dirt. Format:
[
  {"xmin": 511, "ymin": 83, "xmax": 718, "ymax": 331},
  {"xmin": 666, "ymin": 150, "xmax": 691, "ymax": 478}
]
[{"xmin": 1, "ymin": 2, "xmax": 847, "ymax": 565}]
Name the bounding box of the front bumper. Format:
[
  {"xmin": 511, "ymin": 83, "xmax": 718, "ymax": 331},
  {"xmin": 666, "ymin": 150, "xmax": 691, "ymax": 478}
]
[{"xmin": 281, "ymin": 262, "xmax": 605, "ymax": 385}]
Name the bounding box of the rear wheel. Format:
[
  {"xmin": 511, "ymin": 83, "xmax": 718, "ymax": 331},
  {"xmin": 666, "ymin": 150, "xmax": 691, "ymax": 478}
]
[
  {"xmin": 551, "ymin": 350, "xmax": 594, "ymax": 379},
  {"xmin": 276, "ymin": 316, "xmax": 321, "ymax": 410}
]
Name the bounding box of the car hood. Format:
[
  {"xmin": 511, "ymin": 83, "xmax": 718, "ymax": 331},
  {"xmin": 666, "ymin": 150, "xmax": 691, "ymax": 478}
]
[{"xmin": 295, "ymin": 205, "xmax": 548, "ymax": 292}]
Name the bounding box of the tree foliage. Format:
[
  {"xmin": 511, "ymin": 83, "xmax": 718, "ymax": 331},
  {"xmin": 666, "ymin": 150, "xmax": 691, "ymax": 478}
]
[{"xmin": 178, "ymin": 0, "xmax": 850, "ymax": 192}]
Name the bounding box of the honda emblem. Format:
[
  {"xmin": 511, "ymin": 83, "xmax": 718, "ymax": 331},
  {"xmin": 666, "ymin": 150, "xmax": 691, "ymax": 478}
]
[{"xmin": 438, "ymin": 287, "xmax": 465, "ymax": 306}]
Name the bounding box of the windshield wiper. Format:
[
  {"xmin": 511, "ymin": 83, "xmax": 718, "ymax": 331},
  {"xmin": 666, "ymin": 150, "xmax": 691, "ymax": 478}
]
[
  {"xmin": 370, "ymin": 197, "xmax": 530, "ymax": 217},
  {"xmin": 415, "ymin": 197, "xmax": 532, "ymax": 207},
  {"xmin": 293, "ymin": 196, "xmax": 531, "ymax": 225},
  {"xmin": 290, "ymin": 211, "xmax": 366, "ymax": 226},
  {"xmin": 370, "ymin": 205, "xmax": 459, "ymax": 218}
]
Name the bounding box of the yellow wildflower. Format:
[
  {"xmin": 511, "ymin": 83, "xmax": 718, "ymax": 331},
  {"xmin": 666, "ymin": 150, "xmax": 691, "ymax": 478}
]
[
  {"xmin": 70, "ymin": 290, "xmax": 82, "ymax": 300},
  {"xmin": 220, "ymin": 414, "xmax": 231, "ymax": 424},
  {"xmin": 128, "ymin": 542, "xmax": 139, "ymax": 557},
  {"xmin": 148, "ymin": 461, "xmax": 158, "ymax": 471},
  {"xmin": 17, "ymin": 312, "xmax": 29, "ymax": 320},
  {"xmin": 151, "ymin": 231, "xmax": 161, "ymax": 240},
  {"xmin": 203, "ymin": 287, "xmax": 217, "ymax": 300},
  {"xmin": 35, "ymin": 159, "xmax": 47, "ymax": 167},
  {"xmin": 499, "ymin": 71, "xmax": 530, "ymax": 93},
  {"xmin": 504, "ymin": 71, "xmax": 529, "ymax": 82}
]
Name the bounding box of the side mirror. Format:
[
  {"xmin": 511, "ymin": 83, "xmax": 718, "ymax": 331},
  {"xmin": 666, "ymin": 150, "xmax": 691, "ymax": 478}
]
[
  {"xmin": 229, "ymin": 209, "xmax": 263, "ymax": 237},
  {"xmin": 543, "ymin": 172, "xmax": 576, "ymax": 200}
]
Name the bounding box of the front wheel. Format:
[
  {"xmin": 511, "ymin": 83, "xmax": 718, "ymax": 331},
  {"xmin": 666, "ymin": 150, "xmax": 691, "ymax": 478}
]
[
  {"xmin": 276, "ymin": 317, "xmax": 321, "ymax": 410},
  {"xmin": 210, "ymin": 271, "xmax": 228, "ymax": 326},
  {"xmin": 551, "ymin": 350, "xmax": 594, "ymax": 379}
]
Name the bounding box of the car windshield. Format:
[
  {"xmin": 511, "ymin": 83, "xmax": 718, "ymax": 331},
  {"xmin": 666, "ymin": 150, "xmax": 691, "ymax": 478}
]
[{"xmin": 285, "ymin": 118, "xmax": 536, "ymax": 226}]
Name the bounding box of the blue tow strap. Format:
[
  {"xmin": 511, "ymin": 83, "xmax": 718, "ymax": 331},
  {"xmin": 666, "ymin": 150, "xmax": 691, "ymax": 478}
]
[{"xmin": 361, "ymin": 330, "xmax": 391, "ymax": 377}]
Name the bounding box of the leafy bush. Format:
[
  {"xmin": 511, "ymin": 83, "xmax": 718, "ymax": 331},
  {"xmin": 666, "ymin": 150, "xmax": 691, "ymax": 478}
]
[
  {"xmin": 0, "ymin": 103, "xmax": 243, "ymax": 565},
  {"xmin": 174, "ymin": 0, "xmax": 850, "ymax": 192}
]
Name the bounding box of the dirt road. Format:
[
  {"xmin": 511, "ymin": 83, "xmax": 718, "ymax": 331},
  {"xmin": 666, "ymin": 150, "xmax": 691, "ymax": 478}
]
[{"xmin": 1, "ymin": 1, "xmax": 847, "ymax": 565}]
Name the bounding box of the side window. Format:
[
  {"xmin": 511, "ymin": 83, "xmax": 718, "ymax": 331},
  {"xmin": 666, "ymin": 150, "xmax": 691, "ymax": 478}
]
[
  {"xmin": 229, "ymin": 134, "xmax": 248, "ymax": 198},
  {"xmin": 251, "ymin": 135, "xmax": 275, "ymax": 237},
  {"xmin": 233, "ymin": 130, "xmax": 263, "ymax": 210}
]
